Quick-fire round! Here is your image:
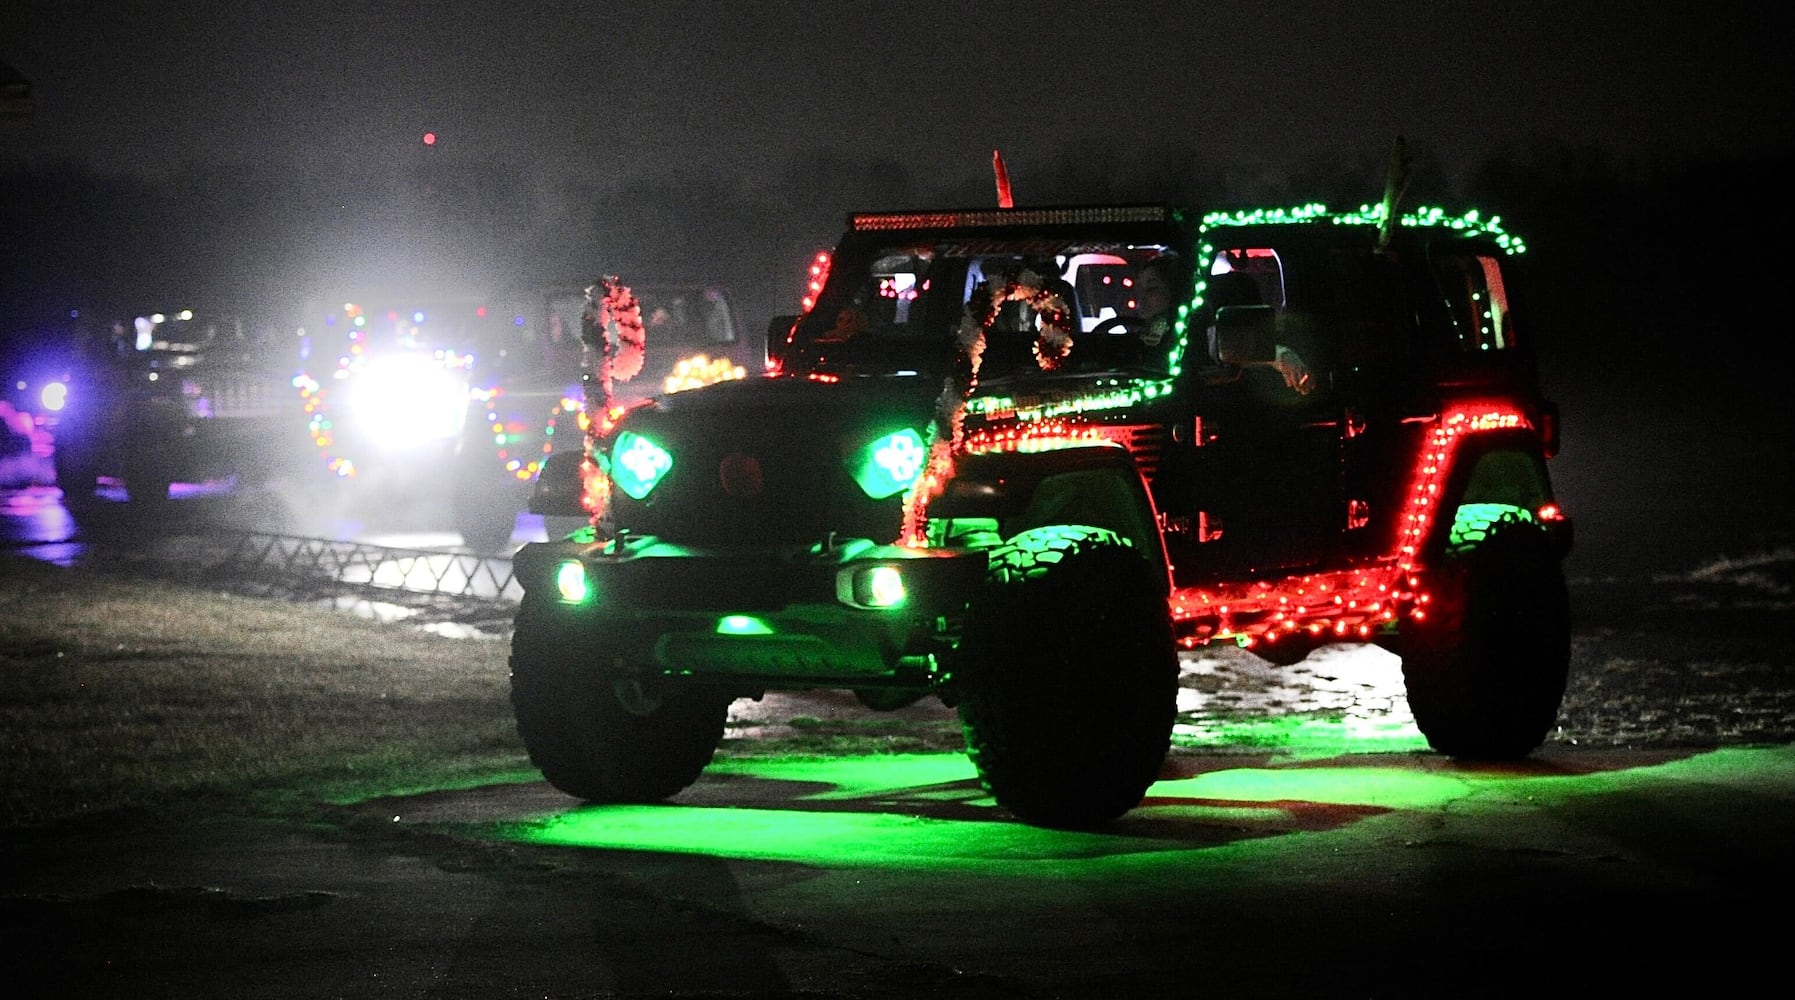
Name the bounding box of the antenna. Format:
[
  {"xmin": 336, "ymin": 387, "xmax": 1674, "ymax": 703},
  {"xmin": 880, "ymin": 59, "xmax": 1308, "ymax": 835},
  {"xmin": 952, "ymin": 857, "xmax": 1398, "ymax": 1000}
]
[
  {"xmin": 1377, "ymin": 136, "xmax": 1412, "ymax": 250},
  {"xmin": 993, "ymin": 149, "xmax": 1014, "ymax": 209}
]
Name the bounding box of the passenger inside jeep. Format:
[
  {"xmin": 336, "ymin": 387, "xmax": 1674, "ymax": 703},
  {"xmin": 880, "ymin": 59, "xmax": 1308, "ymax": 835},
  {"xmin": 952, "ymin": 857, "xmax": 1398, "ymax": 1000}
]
[
  {"xmin": 1203, "ymin": 251, "xmax": 1315, "ymax": 395},
  {"xmin": 793, "ymin": 239, "xmax": 1182, "ymax": 380}
]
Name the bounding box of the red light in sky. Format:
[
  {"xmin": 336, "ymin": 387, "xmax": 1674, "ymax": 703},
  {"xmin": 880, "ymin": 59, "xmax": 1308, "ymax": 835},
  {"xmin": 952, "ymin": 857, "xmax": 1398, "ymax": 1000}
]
[{"xmin": 422, "ymin": 132, "xmax": 437, "ymax": 146}]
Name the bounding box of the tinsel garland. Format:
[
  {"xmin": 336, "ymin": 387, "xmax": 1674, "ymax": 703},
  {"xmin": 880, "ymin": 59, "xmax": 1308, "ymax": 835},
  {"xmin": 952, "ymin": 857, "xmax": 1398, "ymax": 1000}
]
[
  {"xmin": 899, "ymin": 272, "xmax": 1073, "ymax": 544},
  {"xmin": 577, "ymin": 275, "xmax": 646, "ymax": 528}
]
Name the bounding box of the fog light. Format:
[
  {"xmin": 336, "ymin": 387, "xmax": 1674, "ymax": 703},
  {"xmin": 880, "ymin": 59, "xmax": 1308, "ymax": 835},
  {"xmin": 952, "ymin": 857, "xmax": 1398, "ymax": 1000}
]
[
  {"xmin": 554, "ymin": 560, "xmax": 589, "ymax": 603},
  {"xmin": 845, "ymin": 565, "xmax": 905, "ymax": 609}
]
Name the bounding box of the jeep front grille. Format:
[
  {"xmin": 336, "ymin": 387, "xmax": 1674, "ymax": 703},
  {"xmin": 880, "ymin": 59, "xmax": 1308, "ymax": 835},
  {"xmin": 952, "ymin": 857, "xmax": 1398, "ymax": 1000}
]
[
  {"xmin": 196, "ymin": 374, "xmax": 285, "ymax": 419},
  {"xmin": 610, "ymin": 420, "xmax": 903, "ymax": 547}
]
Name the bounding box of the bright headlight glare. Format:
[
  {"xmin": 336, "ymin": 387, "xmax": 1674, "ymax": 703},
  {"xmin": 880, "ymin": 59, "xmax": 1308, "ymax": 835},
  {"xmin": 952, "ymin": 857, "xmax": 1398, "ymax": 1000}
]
[
  {"xmin": 40, "ymin": 381, "xmax": 69, "ymax": 412},
  {"xmin": 345, "ymin": 354, "xmax": 470, "ymax": 445}
]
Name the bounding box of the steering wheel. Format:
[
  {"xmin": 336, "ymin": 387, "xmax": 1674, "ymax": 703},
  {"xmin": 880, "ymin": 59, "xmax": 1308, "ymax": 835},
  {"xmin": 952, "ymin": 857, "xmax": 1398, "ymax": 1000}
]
[{"xmin": 1085, "ymin": 316, "xmax": 1144, "ymax": 338}]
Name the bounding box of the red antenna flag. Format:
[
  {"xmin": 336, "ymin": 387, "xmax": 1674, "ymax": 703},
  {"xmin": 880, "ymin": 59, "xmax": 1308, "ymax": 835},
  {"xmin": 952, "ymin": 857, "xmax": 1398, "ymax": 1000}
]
[{"xmin": 992, "ymin": 149, "xmax": 1014, "ymax": 208}]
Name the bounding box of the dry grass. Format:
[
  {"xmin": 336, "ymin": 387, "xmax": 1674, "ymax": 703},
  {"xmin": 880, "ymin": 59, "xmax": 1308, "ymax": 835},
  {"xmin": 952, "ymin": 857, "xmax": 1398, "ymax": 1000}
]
[{"xmin": 0, "ymin": 555, "xmax": 527, "ymax": 829}]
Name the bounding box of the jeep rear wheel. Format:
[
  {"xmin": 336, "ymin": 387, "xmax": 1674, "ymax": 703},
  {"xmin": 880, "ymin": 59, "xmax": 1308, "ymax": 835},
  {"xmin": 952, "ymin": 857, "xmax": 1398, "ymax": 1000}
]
[
  {"xmin": 510, "ymin": 601, "xmax": 732, "ymax": 802},
  {"xmin": 54, "ymin": 452, "xmax": 102, "ymax": 517},
  {"xmin": 1398, "ymin": 510, "xmax": 1570, "ymax": 760},
  {"xmin": 953, "ymin": 525, "xmax": 1179, "ymax": 829}
]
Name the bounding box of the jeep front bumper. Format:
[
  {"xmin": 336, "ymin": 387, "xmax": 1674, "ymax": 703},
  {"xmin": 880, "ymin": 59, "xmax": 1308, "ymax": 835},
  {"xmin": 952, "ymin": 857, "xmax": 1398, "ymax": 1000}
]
[{"xmin": 511, "ymin": 534, "xmax": 988, "ymax": 687}]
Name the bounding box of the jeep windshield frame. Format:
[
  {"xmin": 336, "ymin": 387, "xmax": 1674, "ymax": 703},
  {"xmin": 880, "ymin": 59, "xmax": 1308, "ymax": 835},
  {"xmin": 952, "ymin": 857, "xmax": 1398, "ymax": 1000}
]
[{"xmin": 787, "ymin": 206, "xmax": 1192, "ymax": 380}]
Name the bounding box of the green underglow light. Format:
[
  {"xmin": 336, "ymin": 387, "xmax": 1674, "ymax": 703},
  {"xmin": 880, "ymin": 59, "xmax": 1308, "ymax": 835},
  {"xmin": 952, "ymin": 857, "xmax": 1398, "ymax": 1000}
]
[
  {"xmin": 611, "ymin": 430, "xmax": 673, "ymax": 500},
  {"xmin": 848, "ymin": 428, "xmax": 927, "ymax": 499},
  {"xmin": 554, "ymin": 560, "xmax": 589, "ymax": 603},
  {"xmin": 1172, "ymin": 713, "xmax": 1427, "ymax": 756},
  {"xmin": 483, "ymin": 747, "xmax": 1795, "ymax": 871},
  {"xmin": 717, "ymin": 614, "xmax": 777, "ymax": 635}
]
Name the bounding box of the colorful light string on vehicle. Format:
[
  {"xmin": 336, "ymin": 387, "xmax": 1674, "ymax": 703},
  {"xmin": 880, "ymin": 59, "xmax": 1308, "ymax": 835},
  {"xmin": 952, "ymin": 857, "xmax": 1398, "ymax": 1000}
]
[
  {"xmin": 472, "ymin": 386, "xmax": 587, "ymax": 482},
  {"xmin": 1167, "ymin": 400, "xmax": 1538, "ymax": 649}
]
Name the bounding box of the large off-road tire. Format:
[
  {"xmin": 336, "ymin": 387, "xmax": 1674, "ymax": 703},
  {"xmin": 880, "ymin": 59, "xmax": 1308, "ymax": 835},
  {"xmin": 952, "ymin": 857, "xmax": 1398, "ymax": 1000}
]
[
  {"xmin": 457, "ymin": 496, "xmax": 521, "ymax": 552},
  {"xmin": 1398, "ymin": 508, "xmax": 1570, "ymax": 760},
  {"xmin": 124, "ymin": 466, "xmax": 171, "ymax": 513},
  {"xmin": 53, "ymin": 451, "xmax": 102, "ymax": 518},
  {"xmin": 453, "ymin": 460, "xmax": 529, "ymax": 551},
  {"xmin": 509, "ymin": 600, "xmax": 732, "ymax": 802},
  {"xmin": 952, "ymin": 525, "xmax": 1179, "ymax": 829}
]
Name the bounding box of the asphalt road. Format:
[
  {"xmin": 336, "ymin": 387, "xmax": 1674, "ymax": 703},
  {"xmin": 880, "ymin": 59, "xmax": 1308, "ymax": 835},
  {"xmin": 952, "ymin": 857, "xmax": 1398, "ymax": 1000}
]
[
  {"xmin": 7, "ymin": 740, "xmax": 1793, "ymax": 999},
  {"xmin": 4, "ymin": 477, "xmax": 1795, "ymax": 998}
]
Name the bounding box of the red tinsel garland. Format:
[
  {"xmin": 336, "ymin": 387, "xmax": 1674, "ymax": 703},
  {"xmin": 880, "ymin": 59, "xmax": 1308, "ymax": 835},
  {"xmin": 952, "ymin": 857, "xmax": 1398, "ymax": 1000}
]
[
  {"xmin": 577, "ymin": 275, "xmax": 647, "ymax": 531},
  {"xmin": 900, "ymin": 273, "xmax": 1074, "ymax": 544}
]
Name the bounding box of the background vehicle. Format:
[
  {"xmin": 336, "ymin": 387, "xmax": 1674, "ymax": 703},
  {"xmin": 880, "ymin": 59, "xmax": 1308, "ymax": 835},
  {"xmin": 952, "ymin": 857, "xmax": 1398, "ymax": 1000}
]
[
  {"xmin": 452, "ymin": 282, "xmax": 754, "ymax": 549},
  {"xmin": 49, "ymin": 309, "xmax": 301, "ymax": 517},
  {"xmin": 509, "ymin": 191, "xmax": 1571, "ymax": 829},
  {"xmin": 288, "ymin": 296, "xmax": 502, "ymax": 533},
  {"xmin": 0, "ymin": 322, "xmax": 72, "ymax": 488}
]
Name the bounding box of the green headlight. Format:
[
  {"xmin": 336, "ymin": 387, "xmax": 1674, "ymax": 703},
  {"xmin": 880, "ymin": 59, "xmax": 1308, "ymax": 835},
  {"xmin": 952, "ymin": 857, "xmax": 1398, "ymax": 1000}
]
[
  {"xmin": 848, "ymin": 428, "xmax": 926, "ymax": 499},
  {"xmin": 611, "ymin": 430, "xmax": 673, "ymax": 500}
]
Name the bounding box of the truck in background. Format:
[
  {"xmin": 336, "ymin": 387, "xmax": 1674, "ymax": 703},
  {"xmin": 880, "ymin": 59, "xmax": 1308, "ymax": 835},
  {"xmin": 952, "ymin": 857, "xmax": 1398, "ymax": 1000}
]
[{"xmin": 290, "ymin": 283, "xmax": 756, "ymax": 548}]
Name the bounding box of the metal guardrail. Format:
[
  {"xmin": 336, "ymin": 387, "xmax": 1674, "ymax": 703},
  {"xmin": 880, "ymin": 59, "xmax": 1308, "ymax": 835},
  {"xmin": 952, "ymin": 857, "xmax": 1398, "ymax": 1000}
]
[{"xmin": 214, "ymin": 532, "xmax": 523, "ymax": 604}]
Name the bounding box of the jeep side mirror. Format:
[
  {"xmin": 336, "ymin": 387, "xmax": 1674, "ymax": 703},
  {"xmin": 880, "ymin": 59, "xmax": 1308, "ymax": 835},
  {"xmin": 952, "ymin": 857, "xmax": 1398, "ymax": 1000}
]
[
  {"xmin": 765, "ymin": 315, "xmax": 799, "ymax": 371},
  {"xmin": 529, "ymin": 451, "xmax": 588, "ymax": 517},
  {"xmin": 1211, "ymin": 304, "xmax": 1278, "ymax": 366}
]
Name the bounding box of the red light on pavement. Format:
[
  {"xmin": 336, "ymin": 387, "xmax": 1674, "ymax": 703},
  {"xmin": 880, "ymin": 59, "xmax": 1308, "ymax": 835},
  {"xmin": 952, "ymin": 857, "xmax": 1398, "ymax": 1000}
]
[{"xmin": 422, "ymin": 132, "xmax": 437, "ymax": 146}]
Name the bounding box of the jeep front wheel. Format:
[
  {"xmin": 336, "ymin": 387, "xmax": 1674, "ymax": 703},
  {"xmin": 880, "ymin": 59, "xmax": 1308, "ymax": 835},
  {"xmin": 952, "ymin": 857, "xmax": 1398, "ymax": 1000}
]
[
  {"xmin": 509, "ymin": 601, "xmax": 732, "ymax": 802},
  {"xmin": 953, "ymin": 525, "xmax": 1179, "ymax": 829},
  {"xmin": 1398, "ymin": 509, "xmax": 1570, "ymax": 760}
]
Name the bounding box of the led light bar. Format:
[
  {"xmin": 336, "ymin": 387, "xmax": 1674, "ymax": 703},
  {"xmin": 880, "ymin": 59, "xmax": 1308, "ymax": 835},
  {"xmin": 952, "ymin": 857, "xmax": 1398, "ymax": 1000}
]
[{"xmin": 850, "ymin": 206, "xmax": 1172, "ymax": 231}]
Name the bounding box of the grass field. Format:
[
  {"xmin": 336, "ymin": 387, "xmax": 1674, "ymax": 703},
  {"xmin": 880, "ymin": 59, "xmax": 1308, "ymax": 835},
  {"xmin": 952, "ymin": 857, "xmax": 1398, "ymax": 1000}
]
[{"xmin": 0, "ymin": 554, "xmax": 527, "ymax": 829}]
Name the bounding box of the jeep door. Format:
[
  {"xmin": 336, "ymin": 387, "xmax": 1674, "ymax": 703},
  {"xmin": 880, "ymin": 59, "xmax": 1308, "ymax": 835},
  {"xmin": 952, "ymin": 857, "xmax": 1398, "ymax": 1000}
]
[{"xmin": 1165, "ymin": 234, "xmax": 1348, "ymax": 582}]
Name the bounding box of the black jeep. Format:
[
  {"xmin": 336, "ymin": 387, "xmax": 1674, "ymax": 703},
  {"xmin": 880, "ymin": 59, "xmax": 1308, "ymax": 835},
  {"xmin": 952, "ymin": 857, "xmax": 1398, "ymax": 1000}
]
[
  {"xmin": 51, "ymin": 310, "xmax": 299, "ymax": 516},
  {"xmin": 511, "ymin": 199, "xmax": 1572, "ymax": 828}
]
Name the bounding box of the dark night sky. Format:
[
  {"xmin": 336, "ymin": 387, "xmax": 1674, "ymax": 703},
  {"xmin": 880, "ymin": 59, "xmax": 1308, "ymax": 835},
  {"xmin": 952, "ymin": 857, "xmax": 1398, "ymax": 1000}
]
[{"xmin": 4, "ymin": 1, "xmax": 1790, "ymax": 189}]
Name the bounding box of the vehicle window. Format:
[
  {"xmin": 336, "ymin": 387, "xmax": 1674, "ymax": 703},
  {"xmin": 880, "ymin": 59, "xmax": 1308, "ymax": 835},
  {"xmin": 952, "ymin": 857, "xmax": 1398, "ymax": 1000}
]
[
  {"xmin": 1433, "ymin": 251, "xmax": 1515, "ymax": 352},
  {"xmin": 640, "ymin": 288, "xmax": 738, "ymax": 347},
  {"xmin": 542, "ymin": 287, "xmax": 737, "ymax": 349},
  {"xmin": 797, "ymin": 236, "xmax": 1180, "ymax": 377},
  {"xmin": 1207, "ymin": 247, "xmax": 1286, "ymax": 309}
]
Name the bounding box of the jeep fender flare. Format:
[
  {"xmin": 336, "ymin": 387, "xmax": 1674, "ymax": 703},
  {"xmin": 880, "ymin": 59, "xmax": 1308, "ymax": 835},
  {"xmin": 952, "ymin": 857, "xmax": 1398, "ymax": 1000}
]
[
  {"xmin": 1420, "ymin": 428, "xmax": 1567, "ymax": 562},
  {"xmin": 928, "ymin": 442, "xmax": 1172, "ymax": 591}
]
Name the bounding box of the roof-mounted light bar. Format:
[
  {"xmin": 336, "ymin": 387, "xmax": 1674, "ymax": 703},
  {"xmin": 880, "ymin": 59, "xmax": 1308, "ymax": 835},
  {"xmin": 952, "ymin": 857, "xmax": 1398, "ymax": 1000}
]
[{"xmin": 850, "ymin": 206, "xmax": 1173, "ymax": 231}]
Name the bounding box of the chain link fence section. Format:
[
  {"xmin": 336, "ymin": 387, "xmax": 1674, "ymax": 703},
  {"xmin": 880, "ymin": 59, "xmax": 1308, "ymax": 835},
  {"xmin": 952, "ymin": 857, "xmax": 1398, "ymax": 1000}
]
[{"xmin": 215, "ymin": 532, "xmax": 524, "ymax": 604}]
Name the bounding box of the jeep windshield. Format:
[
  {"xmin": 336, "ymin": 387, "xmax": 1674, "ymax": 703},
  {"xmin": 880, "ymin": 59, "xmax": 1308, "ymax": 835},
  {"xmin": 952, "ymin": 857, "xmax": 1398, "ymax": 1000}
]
[{"xmin": 788, "ymin": 206, "xmax": 1190, "ymax": 380}]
